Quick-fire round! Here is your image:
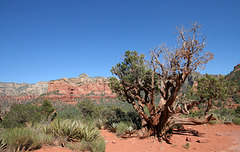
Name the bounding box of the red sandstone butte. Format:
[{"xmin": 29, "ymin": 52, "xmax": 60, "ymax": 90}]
[{"xmin": 47, "ymin": 73, "xmax": 114, "ymax": 99}]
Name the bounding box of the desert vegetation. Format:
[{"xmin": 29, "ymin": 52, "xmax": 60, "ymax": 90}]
[
  {"xmin": 0, "ymin": 23, "xmax": 239, "ymax": 151},
  {"xmin": 108, "ymin": 22, "xmax": 239, "ymax": 142}
]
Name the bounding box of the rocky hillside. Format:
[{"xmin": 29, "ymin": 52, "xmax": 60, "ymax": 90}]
[
  {"xmin": 0, "ymin": 81, "xmax": 48, "ymax": 96},
  {"xmin": 0, "ymin": 66, "xmax": 233, "ymax": 102},
  {"xmin": 45, "ymin": 73, "xmax": 115, "ymax": 101},
  {"xmin": 225, "ymin": 63, "xmax": 240, "ymax": 85}
]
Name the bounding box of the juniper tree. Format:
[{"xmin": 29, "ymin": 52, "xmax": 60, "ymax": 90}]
[
  {"xmin": 109, "ymin": 22, "xmax": 214, "ymax": 141},
  {"xmin": 190, "ymin": 74, "xmax": 236, "ymax": 115}
]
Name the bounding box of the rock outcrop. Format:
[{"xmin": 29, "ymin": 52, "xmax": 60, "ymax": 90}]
[
  {"xmin": 46, "ymin": 73, "xmax": 115, "ymax": 101},
  {"xmin": 0, "ymin": 81, "xmax": 48, "ymax": 96}
]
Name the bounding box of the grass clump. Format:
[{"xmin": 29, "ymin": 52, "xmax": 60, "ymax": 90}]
[
  {"xmin": 40, "ymin": 119, "xmax": 105, "ymax": 151},
  {"xmin": 183, "ymin": 143, "xmax": 190, "ymax": 149},
  {"xmin": 2, "ymin": 127, "xmax": 53, "ymax": 152},
  {"xmin": 108, "ymin": 122, "xmax": 136, "ymax": 136},
  {"xmin": 66, "ymin": 137, "xmax": 105, "ymax": 152}
]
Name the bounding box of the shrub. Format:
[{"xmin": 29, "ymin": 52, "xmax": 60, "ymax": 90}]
[
  {"xmin": 66, "ymin": 137, "xmax": 105, "ymax": 152},
  {"xmin": 232, "ymin": 118, "xmax": 240, "ymax": 125},
  {"xmin": 56, "ymin": 104, "xmax": 81, "ymax": 120},
  {"xmin": 94, "ymin": 118, "xmax": 106, "ymax": 130},
  {"xmin": 108, "ymin": 123, "xmax": 118, "ymax": 133},
  {"xmin": 208, "ymin": 120, "xmax": 218, "ymax": 125},
  {"xmin": 2, "ymin": 104, "xmax": 45, "ymax": 128},
  {"xmin": 235, "ymin": 106, "xmax": 240, "ymax": 115},
  {"xmin": 77, "ymin": 99, "xmax": 95, "ymax": 117},
  {"xmin": 90, "ymin": 136, "xmax": 106, "ymax": 152},
  {"xmin": 116, "ymin": 122, "xmax": 129, "ymax": 136},
  {"xmin": 41, "ymin": 119, "xmax": 105, "ymax": 151},
  {"xmin": 3, "ymin": 127, "xmax": 53, "ymax": 152},
  {"xmin": 41, "ymin": 100, "xmax": 56, "ymax": 121}
]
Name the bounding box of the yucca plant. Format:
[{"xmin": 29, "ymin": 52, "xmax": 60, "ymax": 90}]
[
  {"xmin": 108, "ymin": 123, "xmax": 118, "ymax": 133},
  {"xmin": 51, "ymin": 119, "xmax": 79, "ymax": 142},
  {"xmin": 81, "ymin": 124, "xmax": 100, "ymax": 142},
  {"xmin": 124, "ymin": 126, "xmax": 135, "ymax": 134},
  {"xmin": 3, "ymin": 127, "xmax": 43, "ymax": 152},
  {"xmin": 115, "ymin": 122, "xmax": 136, "ymax": 136},
  {"xmin": 40, "ymin": 123, "xmax": 52, "ymax": 134},
  {"xmin": 0, "ymin": 137, "xmax": 7, "ymax": 151}
]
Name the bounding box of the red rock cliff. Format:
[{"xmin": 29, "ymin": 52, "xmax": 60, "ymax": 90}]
[{"xmin": 47, "ymin": 73, "xmax": 114, "ymax": 99}]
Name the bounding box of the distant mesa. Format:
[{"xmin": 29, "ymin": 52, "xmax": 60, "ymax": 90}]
[
  {"xmin": 47, "ymin": 74, "xmax": 114, "ymax": 101},
  {"xmin": 0, "ymin": 63, "xmax": 239, "ymax": 102}
]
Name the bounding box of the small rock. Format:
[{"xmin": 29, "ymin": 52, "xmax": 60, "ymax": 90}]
[
  {"xmin": 186, "ymin": 137, "xmax": 191, "ymax": 142},
  {"xmin": 105, "ymin": 140, "xmax": 108, "ymax": 143},
  {"xmin": 196, "ymin": 138, "xmax": 209, "ymax": 143},
  {"xmin": 112, "ymin": 140, "xmax": 116, "ymax": 144}
]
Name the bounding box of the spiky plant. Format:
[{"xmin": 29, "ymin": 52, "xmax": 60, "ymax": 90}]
[
  {"xmin": 0, "ymin": 137, "xmax": 7, "ymax": 151},
  {"xmin": 81, "ymin": 124, "xmax": 100, "ymax": 142},
  {"xmin": 108, "ymin": 123, "xmax": 118, "ymax": 133}
]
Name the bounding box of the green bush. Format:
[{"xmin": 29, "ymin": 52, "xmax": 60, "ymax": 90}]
[
  {"xmin": 56, "ymin": 104, "xmax": 81, "ymax": 120},
  {"xmin": 41, "ymin": 119, "xmax": 105, "ymax": 151},
  {"xmin": 2, "ymin": 127, "xmax": 53, "ymax": 152},
  {"xmin": 41, "ymin": 100, "xmax": 56, "ymax": 121},
  {"xmin": 116, "ymin": 122, "xmax": 129, "ymax": 136},
  {"xmin": 2, "ymin": 104, "xmax": 45, "ymax": 128},
  {"xmin": 233, "ymin": 118, "xmax": 240, "ymax": 125},
  {"xmin": 90, "ymin": 136, "xmax": 106, "ymax": 152},
  {"xmin": 77, "ymin": 99, "xmax": 96, "ymax": 117},
  {"xmin": 66, "ymin": 137, "xmax": 105, "ymax": 152},
  {"xmin": 235, "ymin": 106, "xmax": 240, "ymax": 115}
]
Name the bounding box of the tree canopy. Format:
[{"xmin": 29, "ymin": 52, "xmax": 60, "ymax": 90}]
[{"xmin": 109, "ymin": 22, "xmax": 214, "ymax": 141}]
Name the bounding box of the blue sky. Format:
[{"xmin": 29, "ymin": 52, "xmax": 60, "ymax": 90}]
[{"xmin": 1, "ymin": 0, "xmax": 239, "ymax": 83}]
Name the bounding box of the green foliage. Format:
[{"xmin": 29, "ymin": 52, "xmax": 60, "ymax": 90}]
[
  {"xmin": 183, "ymin": 143, "xmax": 190, "ymax": 149},
  {"xmin": 225, "ymin": 64, "xmax": 240, "ymax": 85},
  {"xmin": 108, "ymin": 123, "xmax": 118, "ymax": 133},
  {"xmin": 232, "ymin": 118, "xmax": 240, "ymax": 125},
  {"xmin": 233, "ymin": 93, "xmax": 240, "ymax": 104},
  {"xmin": 108, "ymin": 121, "xmax": 136, "ymax": 136},
  {"xmin": 66, "ymin": 136, "xmax": 105, "ymax": 152},
  {"xmin": 40, "ymin": 119, "xmax": 105, "ymax": 151},
  {"xmin": 41, "ymin": 100, "xmax": 56, "ymax": 121},
  {"xmin": 235, "ymin": 106, "xmax": 240, "ymax": 115},
  {"xmin": 196, "ymin": 74, "xmax": 229, "ymax": 100},
  {"xmin": 109, "ymin": 50, "xmax": 155, "ymax": 101},
  {"xmin": 188, "ymin": 109, "xmax": 205, "ymax": 118},
  {"xmin": 56, "ymin": 104, "xmax": 81, "ymax": 120},
  {"xmin": 90, "ymin": 136, "xmax": 106, "ymax": 152},
  {"xmin": 210, "ymin": 107, "xmax": 238, "ymax": 123},
  {"xmin": 216, "ymin": 100, "xmax": 223, "ymax": 108},
  {"xmin": 77, "ymin": 98, "xmax": 95, "ymax": 118},
  {"xmin": 116, "ymin": 122, "xmax": 135, "ymax": 136},
  {"xmin": 2, "ymin": 127, "xmax": 53, "ymax": 152},
  {"xmin": 2, "ymin": 104, "xmax": 45, "ymax": 128}
]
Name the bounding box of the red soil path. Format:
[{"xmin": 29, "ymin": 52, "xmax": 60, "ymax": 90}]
[
  {"xmin": 102, "ymin": 124, "xmax": 240, "ymax": 152},
  {"xmin": 34, "ymin": 124, "xmax": 240, "ymax": 152}
]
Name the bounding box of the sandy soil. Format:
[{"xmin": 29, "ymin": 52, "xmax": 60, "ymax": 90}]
[{"xmin": 34, "ymin": 124, "xmax": 240, "ymax": 152}]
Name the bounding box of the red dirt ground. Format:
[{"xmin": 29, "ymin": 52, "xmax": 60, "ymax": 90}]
[{"xmin": 34, "ymin": 124, "xmax": 240, "ymax": 152}]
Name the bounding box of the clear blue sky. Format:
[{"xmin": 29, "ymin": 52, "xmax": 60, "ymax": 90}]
[{"xmin": 1, "ymin": 0, "xmax": 239, "ymax": 83}]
